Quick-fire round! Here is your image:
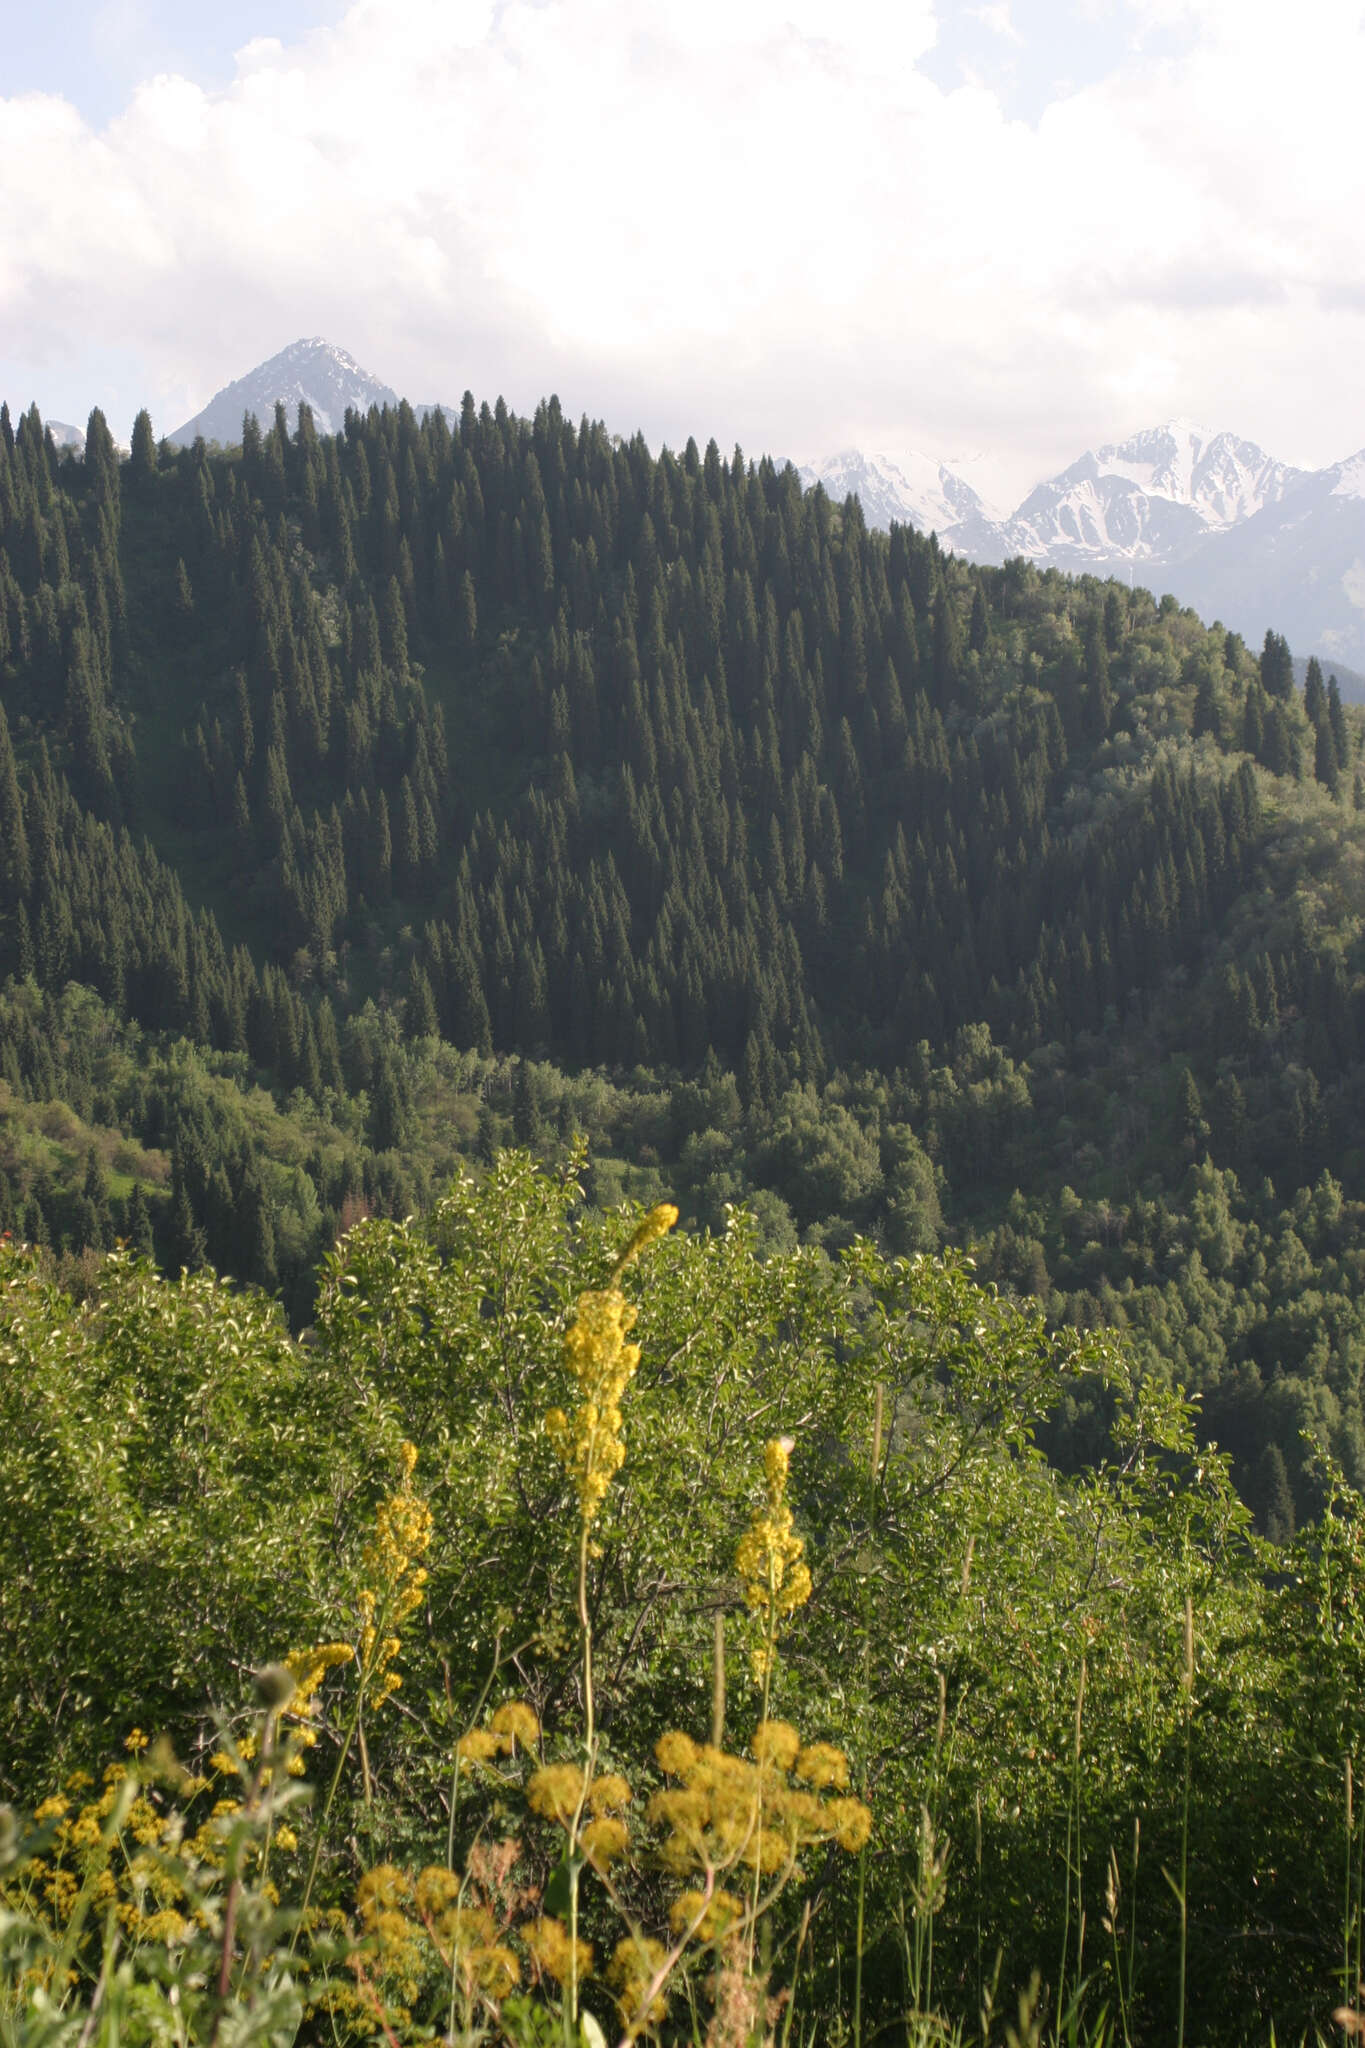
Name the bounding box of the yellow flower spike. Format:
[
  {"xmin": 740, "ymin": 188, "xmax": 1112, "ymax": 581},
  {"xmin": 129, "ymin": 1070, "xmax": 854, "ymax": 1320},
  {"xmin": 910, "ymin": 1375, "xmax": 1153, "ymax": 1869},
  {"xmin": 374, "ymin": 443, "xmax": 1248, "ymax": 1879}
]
[
  {"xmin": 350, "ymin": 1445, "xmax": 433, "ymax": 1710},
  {"xmin": 609, "ymin": 1202, "xmax": 680, "ymax": 1281},
  {"xmin": 736, "ymin": 1436, "xmax": 812, "ymax": 1680},
  {"xmin": 546, "ymin": 1205, "xmax": 677, "ymax": 1526}
]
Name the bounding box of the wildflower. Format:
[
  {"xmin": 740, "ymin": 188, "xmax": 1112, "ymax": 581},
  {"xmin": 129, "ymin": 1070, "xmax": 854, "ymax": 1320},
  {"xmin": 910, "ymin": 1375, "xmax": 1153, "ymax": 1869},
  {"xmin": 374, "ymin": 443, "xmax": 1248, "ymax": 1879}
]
[
  {"xmin": 357, "ymin": 1444, "xmax": 433, "ymax": 1709},
  {"xmin": 581, "ymin": 1816, "xmax": 629, "ymax": 1867},
  {"xmin": 456, "ymin": 1728, "xmax": 502, "ymax": 1766},
  {"xmin": 588, "ymin": 1772, "xmax": 632, "ymax": 1814},
  {"xmin": 489, "ymin": 1700, "xmax": 540, "ymax": 1752},
  {"xmin": 610, "ymin": 1203, "xmax": 681, "ymax": 1281},
  {"xmin": 124, "ymin": 1729, "xmax": 149, "ymax": 1755},
  {"xmin": 413, "ymin": 1866, "xmax": 460, "ymax": 1919},
  {"xmin": 735, "ymin": 1438, "xmax": 812, "ymax": 1681},
  {"xmin": 521, "ymin": 1914, "xmax": 592, "ymax": 1985},
  {"xmin": 828, "ymin": 1797, "xmax": 873, "ymax": 1853},
  {"xmin": 356, "ymin": 1864, "xmax": 412, "ymax": 1915},
  {"xmin": 645, "ymin": 1725, "xmax": 872, "ymax": 1878},
  {"xmin": 547, "ymin": 1292, "xmax": 640, "ymax": 1523},
  {"xmin": 547, "ymin": 1207, "xmax": 678, "ymax": 1524},
  {"xmin": 284, "ymin": 1640, "xmax": 355, "ymax": 1718},
  {"xmin": 527, "ymin": 1763, "xmax": 586, "ymax": 1826},
  {"xmin": 67, "ymin": 1809, "xmax": 103, "ymax": 1851},
  {"xmin": 470, "ymin": 1944, "xmax": 520, "ymax": 1997},
  {"xmin": 655, "ymin": 1731, "xmax": 699, "ymax": 1777},
  {"xmin": 668, "ymin": 1887, "xmax": 744, "ymax": 1942},
  {"xmin": 275, "ymin": 1825, "xmax": 299, "ymax": 1854},
  {"xmin": 794, "ymin": 1741, "xmax": 849, "ymax": 1790},
  {"xmin": 128, "ymin": 1797, "xmax": 161, "ymax": 1845},
  {"xmin": 139, "ymin": 1909, "xmax": 189, "ymax": 1944},
  {"xmin": 608, "ymin": 1933, "xmax": 669, "ymax": 2025},
  {"xmin": 34, "ymin": 1796, "xmax": 69, "ymax": 1823},
  {"xmin": 751, "ymin": 1720, "xmax": 801, "ymax": 1770}
]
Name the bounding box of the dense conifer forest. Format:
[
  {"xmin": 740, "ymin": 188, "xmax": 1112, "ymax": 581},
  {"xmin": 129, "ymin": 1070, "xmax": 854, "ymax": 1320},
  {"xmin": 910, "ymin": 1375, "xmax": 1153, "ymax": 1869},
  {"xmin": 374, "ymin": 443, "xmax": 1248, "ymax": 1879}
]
[{"xmin": 3, "ymin": 389, "xmax": 1365, "ymax": 1524}]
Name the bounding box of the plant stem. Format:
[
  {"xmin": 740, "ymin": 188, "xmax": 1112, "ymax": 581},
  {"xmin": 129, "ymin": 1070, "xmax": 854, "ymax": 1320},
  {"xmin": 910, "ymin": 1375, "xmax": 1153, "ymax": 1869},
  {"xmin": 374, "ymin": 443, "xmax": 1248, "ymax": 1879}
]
[
  {"xmin": 445, "ymin": 1637, "xmax": 502, "ymax": 2046},
  {"xmin": 1346, "ymin": 1755, "xmax": 1354, "ymax": 2033},
  {"xmin": 293, "ymin": 1686, "xmax": 366, "ymax": 1953},
  {"xmin": 568, "ymin": 1516, "xmax": 595, "ymax": 2037},
  {"xmin": 1176, "ymin": 1595, "xmax": 1194, "ymax": 2048}
]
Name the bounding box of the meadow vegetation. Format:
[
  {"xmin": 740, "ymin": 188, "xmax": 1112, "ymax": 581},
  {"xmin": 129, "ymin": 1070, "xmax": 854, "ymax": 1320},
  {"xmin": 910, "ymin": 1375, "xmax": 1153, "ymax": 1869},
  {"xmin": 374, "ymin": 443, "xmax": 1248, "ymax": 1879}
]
[{"xmin": 3, "ymin": 1156, "xmax": 1364, "ymax": 2045}]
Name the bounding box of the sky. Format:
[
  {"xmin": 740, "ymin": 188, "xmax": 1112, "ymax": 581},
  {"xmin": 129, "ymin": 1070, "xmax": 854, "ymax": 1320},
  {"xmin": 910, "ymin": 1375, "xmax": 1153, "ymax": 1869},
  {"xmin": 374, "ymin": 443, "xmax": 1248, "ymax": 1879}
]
[{"xmin": 2, "ymin": 0, "xmax": 1364, "ymax": 511}]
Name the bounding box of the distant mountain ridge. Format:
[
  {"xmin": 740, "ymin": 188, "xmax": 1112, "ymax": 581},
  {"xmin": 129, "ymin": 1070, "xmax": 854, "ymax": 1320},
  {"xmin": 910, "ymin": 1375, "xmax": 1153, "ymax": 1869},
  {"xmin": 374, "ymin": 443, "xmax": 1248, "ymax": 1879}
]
[
  {"xmin": 805, "ymin": 419, "xmax": 1365, "ymax": 678},
  {"xmin": 157, "ymin": 336, "xmax": 1365, "ymax": 673}
]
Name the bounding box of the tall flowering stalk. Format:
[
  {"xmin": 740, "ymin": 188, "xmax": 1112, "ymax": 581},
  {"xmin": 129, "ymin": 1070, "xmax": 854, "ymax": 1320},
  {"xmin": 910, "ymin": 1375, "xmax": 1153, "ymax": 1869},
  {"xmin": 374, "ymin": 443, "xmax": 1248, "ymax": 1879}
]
[
  {"xmin": 735, "ymin": 1435, "xmax": 812, "ymax": 1957},
  {"xmin": 542, "ymin": 1203, "xmax": 677, "ymax": 2029},
  {"xmin": 736, "ymin": 1436, "xmax": 812, "ymax": 1689},
  {"xmin": 292, "ymin": 1442, "xmax": 432, "ymax": 1942}
]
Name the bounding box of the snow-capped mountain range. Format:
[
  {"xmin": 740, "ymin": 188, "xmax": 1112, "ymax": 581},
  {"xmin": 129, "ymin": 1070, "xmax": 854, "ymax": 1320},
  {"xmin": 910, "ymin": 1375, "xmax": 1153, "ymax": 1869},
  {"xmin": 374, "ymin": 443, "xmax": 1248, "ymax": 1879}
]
[
  {"xmin": 134, "ymin": 337, "xmax": 1365, "ymax": 674},
  {"xmin": 801, "ymin": 422, "xmax": 1308, "ymax": 566},
  {"xmin": 805, "ymin": 420, "xmax": 1365, "ymax": 677}
]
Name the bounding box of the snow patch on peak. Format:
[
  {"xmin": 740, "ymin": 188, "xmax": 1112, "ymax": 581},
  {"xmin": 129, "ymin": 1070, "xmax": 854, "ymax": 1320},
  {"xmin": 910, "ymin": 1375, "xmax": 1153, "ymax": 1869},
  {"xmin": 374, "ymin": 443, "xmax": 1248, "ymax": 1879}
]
[{"xmin": 1331, "ymin": 450, "xmax": 1365, "ymax": 500}]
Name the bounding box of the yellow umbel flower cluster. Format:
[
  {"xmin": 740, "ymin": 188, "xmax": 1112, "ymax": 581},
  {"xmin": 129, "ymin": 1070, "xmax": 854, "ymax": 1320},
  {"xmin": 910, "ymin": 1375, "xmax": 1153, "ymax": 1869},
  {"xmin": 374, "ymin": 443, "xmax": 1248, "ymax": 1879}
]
[
  {"xmin": 546, "ymin": 1205, "xmax": 678, "ymax": 1525},
  {"xmin": 354, "ymin": 1862, "xmax": 522, "ymax": 2011},
  {"xmin": 1, "ymin": 1753, "xmax": 260, "ymax": 1984},
  {"xmin": 647, "ymin": 1721, "xmax": 870, "ymax": 1878},
  {"xmin": 522, "ymin": 1913, "xmax": 593, "ymax": 1987},
  {"xmin": 456, "ymin": 1699, "xmax": 542, "ymax": 1769},
  {"xmin": 358, "ymin": 1441, "xmax": 433, "ymax": 1709},
  {"xmin": 734, "ymin": 1438, "xmax": 813, "ymax": 1680},
  {"xmin": 608, "ymin": 1933, "xmax": 669, "ymax": 2026}
]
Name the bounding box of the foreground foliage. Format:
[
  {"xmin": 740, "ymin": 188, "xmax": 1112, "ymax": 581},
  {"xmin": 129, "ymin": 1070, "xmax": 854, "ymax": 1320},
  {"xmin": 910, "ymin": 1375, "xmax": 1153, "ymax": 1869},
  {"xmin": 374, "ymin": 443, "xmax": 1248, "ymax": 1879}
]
[{"xmin": 3, "ymin": 1155, "xmax": 1365, "ymax": 2043}]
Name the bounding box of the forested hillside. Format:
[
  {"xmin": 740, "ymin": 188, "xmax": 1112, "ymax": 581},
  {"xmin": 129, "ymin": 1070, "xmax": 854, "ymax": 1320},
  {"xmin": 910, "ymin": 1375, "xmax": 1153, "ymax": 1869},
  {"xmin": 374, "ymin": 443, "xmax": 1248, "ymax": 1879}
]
[{"xmin": 2, "ymin": 390, "xmax": 1365, "ymax": 1517}]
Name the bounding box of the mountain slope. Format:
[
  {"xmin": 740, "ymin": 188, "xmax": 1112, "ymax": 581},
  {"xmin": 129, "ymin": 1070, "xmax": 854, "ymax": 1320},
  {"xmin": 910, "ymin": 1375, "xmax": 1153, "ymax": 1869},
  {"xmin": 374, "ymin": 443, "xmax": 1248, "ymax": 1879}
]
[
  {"xmin": 4, "ymin": 385, "xmax": 1365, "ymax": 1520},
  {"xmin": 167, "ymin": 337, "xmax": 399, "ymax": 445}
]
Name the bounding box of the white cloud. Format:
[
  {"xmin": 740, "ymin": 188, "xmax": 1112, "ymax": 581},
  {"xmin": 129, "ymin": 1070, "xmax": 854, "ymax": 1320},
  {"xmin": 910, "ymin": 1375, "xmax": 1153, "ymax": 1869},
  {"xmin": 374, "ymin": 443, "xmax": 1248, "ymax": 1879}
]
[{"xmin": 3, "ymin": 0, "xmax": 1365, "ymax": 506}]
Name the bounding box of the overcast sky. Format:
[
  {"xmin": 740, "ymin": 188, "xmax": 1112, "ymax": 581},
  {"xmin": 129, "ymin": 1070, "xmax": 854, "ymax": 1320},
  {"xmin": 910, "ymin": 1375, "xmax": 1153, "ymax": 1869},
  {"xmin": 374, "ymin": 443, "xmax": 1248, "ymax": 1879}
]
[{"xmin": 2, "ymin": 0, "xmax": 1363, "ymax": 510}]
